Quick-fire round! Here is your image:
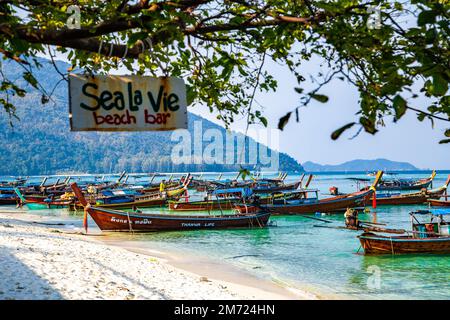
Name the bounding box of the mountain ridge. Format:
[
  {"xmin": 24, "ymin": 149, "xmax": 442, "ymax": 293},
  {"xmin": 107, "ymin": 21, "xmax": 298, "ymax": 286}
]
[{"xmin": 303, "ymin": 158, "xmax": 419, "ymax": 172}]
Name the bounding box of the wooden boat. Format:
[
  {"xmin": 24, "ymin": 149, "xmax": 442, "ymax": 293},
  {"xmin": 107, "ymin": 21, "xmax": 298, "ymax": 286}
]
[
  {"xmin": 315, "ymin": 224, "xmax": 406, "ymax": 234},
  {"xmin": 428, "ymin": 199, "xmax": 450, "ymax": 207},
  {"xmin": 376, "ymin": 170, "xmax": 436, "ymax": 191},
  {"xmin": 251, "ymin": 180, "xmax": 302, "ymax": 194},
  {"xmin": 358, "ymin": 209, "xmax": 450, "ymax": 254},
  {"xmin": 14, "ymin": 188, "xmax": 71, "ymax": 210},
  {"xmin": 368, "ymin": 174, "xmax": 450, "ymax": 206},
  {"xmin": 0, "ymin": 194, "xmax": 18, "ymax": 205},
  {"xmin": 70, "ymin": 176, "xmax": 192, "ymax": 210},
  {"xmin": 70, "ymin": 183, "xmax": 271, "ymax": 232},
  {"xmin": 168, "ymin": 187, "xmax": 253, "ymax": 211},
  {"xmin": 236, "ymin": 171, "xmax": 383, "ymax": 215}
]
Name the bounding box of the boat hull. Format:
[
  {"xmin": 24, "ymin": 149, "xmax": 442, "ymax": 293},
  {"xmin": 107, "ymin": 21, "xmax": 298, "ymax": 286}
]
[
  {"xmin": 428, "ymin": 199, "xmax": 450, "ymax": 207},
  {"xmin": 377, "ymin": 183, "xmax": 431, "ymax": 191},
  {"xmin": 87, "ymin": 207, "xmax": 271, "ymax": 232},
  {"xmin": 371, "ymin": 196, "xmax": 428, "ymax": 205},
  {"xmin": 0, "ymin": 198, "xmax": 18, "ymax": 205},
  {"xmin": 358, "ymin": 232, "xmax": 450, "ymax": 254}
]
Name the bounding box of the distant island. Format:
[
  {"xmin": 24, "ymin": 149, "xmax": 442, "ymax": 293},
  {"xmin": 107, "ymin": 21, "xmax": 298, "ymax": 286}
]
[{"xmin": 302, "ymin": 158, "xmax": 419, "ymax": 172}]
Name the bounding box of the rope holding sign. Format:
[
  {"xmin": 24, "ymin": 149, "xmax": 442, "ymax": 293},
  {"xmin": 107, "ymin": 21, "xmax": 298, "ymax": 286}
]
[{"xmin": 97, "ymin": 40, "xmax": 103, "ymax": 55}]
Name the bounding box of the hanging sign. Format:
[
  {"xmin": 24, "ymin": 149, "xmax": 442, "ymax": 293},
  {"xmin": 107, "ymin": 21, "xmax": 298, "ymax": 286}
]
[{"xmin": 69, "ymin": 74, "xmax": 187, "ymax": 131}]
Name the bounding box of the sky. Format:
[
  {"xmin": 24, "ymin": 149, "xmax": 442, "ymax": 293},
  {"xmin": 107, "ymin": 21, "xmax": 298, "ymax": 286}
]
[{"xmin": 189, "ymin": 57, "xmax": 449, "ymax": 170}]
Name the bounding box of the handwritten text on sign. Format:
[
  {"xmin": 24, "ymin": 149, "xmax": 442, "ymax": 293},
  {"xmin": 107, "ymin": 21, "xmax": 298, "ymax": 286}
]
[{"xmin": 69, "ymin": 74, "xmax": 187, "ymax": 131}]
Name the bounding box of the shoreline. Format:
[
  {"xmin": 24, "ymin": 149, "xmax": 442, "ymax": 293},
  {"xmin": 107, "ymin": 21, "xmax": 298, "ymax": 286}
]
[
  {"xmin": 0, "ymin": 211, "xmax": 317, "ymax": 300},
  {"xmin": 102, "ymin": 239, "xmax": 320, "ymax": 300}
]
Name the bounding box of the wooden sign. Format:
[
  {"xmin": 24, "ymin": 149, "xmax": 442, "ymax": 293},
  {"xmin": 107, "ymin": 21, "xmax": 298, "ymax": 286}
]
[{"xmin": 69, "ymin": 74, "xmax": 187, "ymax": 131}]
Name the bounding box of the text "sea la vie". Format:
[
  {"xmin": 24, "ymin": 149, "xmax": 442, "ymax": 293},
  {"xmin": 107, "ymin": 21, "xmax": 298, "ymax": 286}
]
[{"xmin": 79, "ymin": 82, "xmax": 181, "ymax": 113}]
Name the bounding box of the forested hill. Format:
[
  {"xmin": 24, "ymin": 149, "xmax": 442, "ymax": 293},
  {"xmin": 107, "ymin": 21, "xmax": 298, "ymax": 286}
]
[{"xmin": 0, "ymin": 58, "xmax": 303, "ymax": 175}]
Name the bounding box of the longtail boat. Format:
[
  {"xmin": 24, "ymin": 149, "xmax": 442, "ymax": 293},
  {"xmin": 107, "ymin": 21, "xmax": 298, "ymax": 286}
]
[
  {"xmin": 14, "ymin": 188, "xmax": 71, "ymax": 210},
  {"xmin": 368, "ymin": 174, "xmax": 450, "ymax": 206},
  {"xmin": 315, "ymin": 224, "xmax": 406, "ymax": 234},
  {"xmin": 70, "ymin": 183, "xmax": 271, "ymax": 232},
  {"xmin": 376, "ymin": 170, "xmax": 436, "ymax": 191},
  {"xmin": 0, "ymin": 189, "xmax": 18, "ymax": 204},
  {"xmin": 251, "ymin": 179, "xmax": 303, "ymax": 194},
  {"xmin": 71, "ymin": 176, "xmax": 191, "ymax": 210},
  {"xmin": 428, "ymin": 199, "xmax": 450, "ymax": 207},
  {"xmin": 168, "ymin": 187, "xmax": 252, "ymax": 211},
  {"xmin": 236, "ymin": 171, "xmax": 383, "ymax": 215},
  {"xmin": 358, "ymin": 209, "xmax": 450, "ymax": 255}
]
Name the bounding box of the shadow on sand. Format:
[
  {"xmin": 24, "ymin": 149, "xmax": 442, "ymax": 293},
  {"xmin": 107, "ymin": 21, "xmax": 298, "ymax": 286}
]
[{"xmin": 0, "ymin": 246, "xmax": 64, "ymax": 300}]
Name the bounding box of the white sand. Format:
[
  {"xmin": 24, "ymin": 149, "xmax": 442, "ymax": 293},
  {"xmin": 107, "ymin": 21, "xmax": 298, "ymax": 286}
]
[{"xmin": 0, "ymin": 213, "xmax": 311, "ymax": 300}]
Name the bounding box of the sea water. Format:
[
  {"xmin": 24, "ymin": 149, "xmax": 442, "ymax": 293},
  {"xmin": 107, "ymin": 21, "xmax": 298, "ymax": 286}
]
[{"xmin": 2, "ymin": 171, "xmax": 449, "ymax": 299}]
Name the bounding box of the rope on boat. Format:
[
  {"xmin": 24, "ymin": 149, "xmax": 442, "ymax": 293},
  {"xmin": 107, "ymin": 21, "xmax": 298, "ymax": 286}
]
[
  {"xmin": 126, "ymin": 210, "xmax": 134, "ymax": 234},
  {"xmin": 390, "ymin": 236, "xmax": 395, "ymax": 255},
  {"xmin": 83, "ymin": 203, "xmax": 90, "ymax": 234}
]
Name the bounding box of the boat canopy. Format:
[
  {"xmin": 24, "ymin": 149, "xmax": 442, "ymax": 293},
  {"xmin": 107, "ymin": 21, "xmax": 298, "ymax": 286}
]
[
  {"xmin": 430, "ymin": 209, "xmax": 450, "ymax": 216},
  {"xmin": 412, "ymin": 209, "xmax": 450, "ymax": 216},
  {"xmin": 211, "ymin": 187, "xmax": 253, "ymax": 197},
  {"xmin": 100, "ymin": 189, "xmax": 139, "ymax": 197}
]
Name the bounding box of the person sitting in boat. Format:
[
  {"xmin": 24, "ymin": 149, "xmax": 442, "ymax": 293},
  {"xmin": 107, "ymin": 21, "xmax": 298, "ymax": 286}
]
[
  {"xmin": 425, "ymin": 223, "xmax": 436, "ymax": 237},
  {"xmin": 87, "ymin": 185, "xmax": 96, "ymax": 194},
  {"xmin": 344, "ymin": 208, "xmax": 360, "ymax": 229}
]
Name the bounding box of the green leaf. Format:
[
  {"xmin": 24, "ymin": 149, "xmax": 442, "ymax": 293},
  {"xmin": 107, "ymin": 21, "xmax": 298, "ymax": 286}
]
[
  {"xmin": 439, "ymin": 139, "xmax": 450, "ymax": 144},
  {"xmin": 359, "ymin": 117, "xmax": 378, "ymax": 134},
  {"xmin": 294, "ymin": 87, "xmax": 304, "ymax": 94},
  {"xmin": 238, "ymin": 167, "xmax": 251, "ymax": 181},
  {"xmin": 393, "ymin": 95, "xmax": 407, "ymax": 120},
  {"xmin": 445, "ymin": 129, "xmax": 450, "ymax": 137},
  {"xmin": 127, "ymin": 32, "xmax": 149, "ymax": 45},
  {"xmin": 278, "ymin": 112, "xmax": 291, "ymax": 130},
  {"xmin": 331, "ymin": 122, "xmax": 356, "ymax": 140},
  {"xmin": 417, "ymin": 10, "xmax": 436, "ymax": 26},
  {"xmin": 432, "ymin": 74, "xmax": 448, "ymax": 96},
  {"xmin": 259, "ymin": 116, "xmax": 268, "ymax": 127},
  {"xmin": 417, "ymin": 113, "xmax": 426, "ymax": 121},
  {"xmin": 309, "ymin": 93, "xmax": 329, "ymax": 103},
  {"xmin": 23, "ymin": 72, "xmax": 38, "ymax": 89},
  {"xmin": 186, "ymin": 85, "xmax": 196, "ymax": 106}
]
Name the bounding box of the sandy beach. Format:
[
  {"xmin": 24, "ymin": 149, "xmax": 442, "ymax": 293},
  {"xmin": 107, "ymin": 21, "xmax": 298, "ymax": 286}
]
[{"xmin": 0, "ymin": 211, "xmax": 313, "ymax": 300}]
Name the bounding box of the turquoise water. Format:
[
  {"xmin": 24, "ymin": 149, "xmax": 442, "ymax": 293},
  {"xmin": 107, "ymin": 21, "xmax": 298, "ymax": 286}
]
[{"xmin": 2, "ymin": 171, "xmax": 450, "ymax": 299}]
